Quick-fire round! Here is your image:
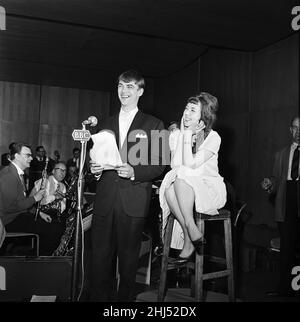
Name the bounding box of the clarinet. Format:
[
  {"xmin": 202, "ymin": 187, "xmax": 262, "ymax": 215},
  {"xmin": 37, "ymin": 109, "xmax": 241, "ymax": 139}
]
[{"xmin": 34, "ymin": 157, "xmax": 49, "ymax": 221}]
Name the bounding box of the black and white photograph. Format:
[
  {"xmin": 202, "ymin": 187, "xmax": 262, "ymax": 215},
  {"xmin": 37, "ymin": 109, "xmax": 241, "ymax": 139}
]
[{"xmin": 0, "ymin": 0, "xmax": 299, "ymax": 308}]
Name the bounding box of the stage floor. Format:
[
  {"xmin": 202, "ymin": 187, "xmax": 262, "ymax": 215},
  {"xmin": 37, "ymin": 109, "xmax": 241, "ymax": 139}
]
[{"xmin": 136, "ymin": 288, "xmax": 238, "ymax": 302}]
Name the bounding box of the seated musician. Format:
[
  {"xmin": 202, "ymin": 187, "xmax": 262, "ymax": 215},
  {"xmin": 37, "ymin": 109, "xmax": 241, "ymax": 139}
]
[
  {"xmin": 29, "ymin": 162, "xmax": 67, "ymax": 254},
  {"xmin": 0, "ymin": 142, "xmax": 61, "ymax": 255}
]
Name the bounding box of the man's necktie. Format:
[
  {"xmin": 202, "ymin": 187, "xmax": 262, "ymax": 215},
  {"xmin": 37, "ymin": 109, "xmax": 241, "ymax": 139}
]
[
  {"xmin": 19, "ymin": 174, "xmax": 27, "ymax": 194},
  {"xmin": 291, "ymin": 146, "xmax": 300, "ymax": 180}
]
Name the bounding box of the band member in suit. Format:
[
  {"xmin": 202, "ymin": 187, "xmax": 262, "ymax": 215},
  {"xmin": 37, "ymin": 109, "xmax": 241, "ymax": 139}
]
[
  {"xmin": 89, "ymin": 70, "xmax": 166, "ymax": 301},
  {"xmin": 0, "ymin": 142, "xmax": 67, "ymax": 255},
  {"xmin": 262, "ymin": 116, "xmax": 300, "ymax": 297},
  {"xmin": 29, "ymin": 162, "xmax": 67, "ymax": 254},
  {"xmin": 0, "ymin": 142, "xmax": 45, "ymax": 227},
  {"xmin": 0, "ymin": 142, "xmax": 46, "ymax": 253}
]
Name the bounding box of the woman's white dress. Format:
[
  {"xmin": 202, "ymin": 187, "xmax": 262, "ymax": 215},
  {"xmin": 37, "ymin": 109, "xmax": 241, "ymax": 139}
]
[{"xmin": 159, "ymin": 129, "xmax": 226, "ymax": 249}]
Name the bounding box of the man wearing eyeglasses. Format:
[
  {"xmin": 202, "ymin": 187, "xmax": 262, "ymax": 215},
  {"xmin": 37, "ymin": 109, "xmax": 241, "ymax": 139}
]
[
  {"xmin": 0, "ymin": 142, "xmax": 45, "ymax": 251},
  {"xmin": 29, "ymin": 162, "xmax": 67, "ymax": 254},
  {"xmin": 261, "ymin": 116, "xmax": 300, "ymax": 297}
]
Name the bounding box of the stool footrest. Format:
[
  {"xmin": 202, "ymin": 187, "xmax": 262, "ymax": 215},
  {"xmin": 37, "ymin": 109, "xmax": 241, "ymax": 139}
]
[
  {"xmin": 158, "ymin": 208, "xmax": 235, "ymax": 302},
  {"xmin": 202, "ymin": 270, "xmax": 232, "ymax": 280}
]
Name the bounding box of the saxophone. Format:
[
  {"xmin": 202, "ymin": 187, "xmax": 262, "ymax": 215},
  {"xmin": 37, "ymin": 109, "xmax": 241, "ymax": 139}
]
[
  {"xmin": 39, "ymin": 184, "xmax": 63, "ymax": 222},
  {"xmin": 52, "ymin": 175, "xmax": 78, "ymax": 256},
  {"xmin": 35, "ymin": 157, "xmax": 49, "ymax": 221}
]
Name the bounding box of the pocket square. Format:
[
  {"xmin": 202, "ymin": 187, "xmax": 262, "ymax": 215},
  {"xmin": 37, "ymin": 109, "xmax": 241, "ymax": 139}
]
[{"xmin": 135, "ymin": 133, "xmax": 148, "ymax": 139}]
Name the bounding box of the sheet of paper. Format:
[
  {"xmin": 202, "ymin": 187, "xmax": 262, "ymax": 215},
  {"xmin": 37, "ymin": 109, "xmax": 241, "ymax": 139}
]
[{"xmin": 90, "ymin": 130, "xmax": 122, "ymax": 169}]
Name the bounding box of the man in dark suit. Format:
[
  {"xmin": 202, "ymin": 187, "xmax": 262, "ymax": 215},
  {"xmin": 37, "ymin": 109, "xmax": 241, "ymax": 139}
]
[
  {"xmin": 0, "ymin": 142, "xmax": 45, "ymax": 227},
  {"xmin": 0, "ymin": 142, "xmax": 67, "ymax": 255},
  {"xmin": 89, "ymin": 70, "xmax": 166, "ymax": 301},
  {"xmin": 262, "ymin": 116, "xmax": 300, "ymax": 297}
]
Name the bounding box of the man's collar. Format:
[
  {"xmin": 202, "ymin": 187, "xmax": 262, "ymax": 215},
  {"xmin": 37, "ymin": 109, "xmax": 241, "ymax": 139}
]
[
  {"xmin": 120, "ymin": 106, "xmax": 138, "ymax": 116},
  {"xmin": 11, "ymin": 161, "xmax": 24, "ymax": 175}
]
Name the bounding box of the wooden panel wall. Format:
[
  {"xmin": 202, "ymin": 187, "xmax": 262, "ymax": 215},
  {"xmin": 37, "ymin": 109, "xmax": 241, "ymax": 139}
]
[
  {"xmin": 0, "ymin": 81, "xmax": 110, "ymax": 162},
  {"xmin": 0, "ymin": 81, "xmax": 41, "ymax": 155},
  {"xmin": 0, "ymin": 58, "xmax": 116, "ymax": 92},
  {"xmin": 40, "ymin": 85, "xmax": 110, "ymax": 162}
]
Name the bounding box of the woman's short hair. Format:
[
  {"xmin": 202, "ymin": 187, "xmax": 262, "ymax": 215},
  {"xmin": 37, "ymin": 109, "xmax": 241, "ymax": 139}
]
[
  {"xmin": 118, "ymin": 70, "xmax": 145, "ymax": 89},
  {"xmin": 187, "ymin": 92, "xmax": 218, "ymax": 133},
  {"xmin": 9, "ymin": 142, "xmax": 31, "ymax": 160}
]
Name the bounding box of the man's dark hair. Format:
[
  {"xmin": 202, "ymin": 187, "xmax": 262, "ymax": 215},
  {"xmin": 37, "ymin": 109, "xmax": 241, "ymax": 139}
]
[
  {"xmin": 9, "ymin": 142, "xmax": 31, "ymax": 160},
  {"xmin": 73, "ymin": 147, "xmax": 80, "ymax": 153},
  {"xmin": 118, "ymin": 70, "xmax": 145, "ymax": 89}
]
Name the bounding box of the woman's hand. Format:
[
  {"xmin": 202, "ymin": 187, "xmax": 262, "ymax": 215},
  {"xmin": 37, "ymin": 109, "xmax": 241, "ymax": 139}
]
[{"xmin": 181, "ymin": 116, "xmax": 205, "ymax": 134}]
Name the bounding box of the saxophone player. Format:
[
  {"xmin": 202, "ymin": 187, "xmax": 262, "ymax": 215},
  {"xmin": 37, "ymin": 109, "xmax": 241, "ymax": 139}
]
[{"xmin": 29, "ymin": 162, "xmax": 67, "ymax": 254}]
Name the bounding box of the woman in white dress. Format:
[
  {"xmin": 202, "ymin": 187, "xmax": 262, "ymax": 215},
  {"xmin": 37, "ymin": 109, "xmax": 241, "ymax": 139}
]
[{"xmin": 159, "ymin": 92, "xmax": 226, "ymax": 262}]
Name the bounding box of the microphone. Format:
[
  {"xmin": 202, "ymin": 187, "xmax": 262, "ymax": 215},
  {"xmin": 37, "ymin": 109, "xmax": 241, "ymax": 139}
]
[{"xmin": 83, "ymin": 116, "xmax": 98, "ymax": 127}]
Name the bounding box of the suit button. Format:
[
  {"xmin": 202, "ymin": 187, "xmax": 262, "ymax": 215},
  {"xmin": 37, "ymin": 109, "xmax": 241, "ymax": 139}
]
[{"xmin": 114, "ymin": 179, "xmax": 118, "ymax": 183}]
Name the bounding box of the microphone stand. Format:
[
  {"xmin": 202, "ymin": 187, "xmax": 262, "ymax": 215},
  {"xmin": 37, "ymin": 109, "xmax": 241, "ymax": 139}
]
[{"xmin": 71, "ymin": 122, "xmax": 88, "ymax": 302}]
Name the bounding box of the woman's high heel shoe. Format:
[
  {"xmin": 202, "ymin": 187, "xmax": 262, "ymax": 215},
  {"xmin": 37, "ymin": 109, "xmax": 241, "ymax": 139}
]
[
  {"xmin": 191, "ymin": 236, "xmax": 206, "ymax": 255},
  {"xmin": 172, "ymin": 249, "xmax": 195, "ymax": 265}
]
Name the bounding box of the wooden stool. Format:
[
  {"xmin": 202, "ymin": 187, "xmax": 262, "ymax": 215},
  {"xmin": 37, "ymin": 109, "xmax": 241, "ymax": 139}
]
[{"xmin": 157, "ymin": 209, "xmax": 235, "ymax": 302}]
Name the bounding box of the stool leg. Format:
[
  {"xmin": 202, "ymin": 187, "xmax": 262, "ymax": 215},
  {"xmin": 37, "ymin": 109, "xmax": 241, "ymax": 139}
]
[
  {"xmin": 224, "ymin": 218, "xmax": 235, "ymax": 302},
  {"xmin": 157, "ymin": 215, "xmax": 174, "ymax": 302},
  {"xmin": 195, "ymin": 219, "xmax": 205, "ymax": 301}
]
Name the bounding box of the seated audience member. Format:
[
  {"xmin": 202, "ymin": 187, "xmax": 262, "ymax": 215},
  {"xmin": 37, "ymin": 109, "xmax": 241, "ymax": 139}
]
[
  {"xmin": 159, "ymin": 92, "xmax": 226, "ymax": 263},
  {"xmin": 28, "ymin": 145, "xmax": 55, "ymax": 192}
]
